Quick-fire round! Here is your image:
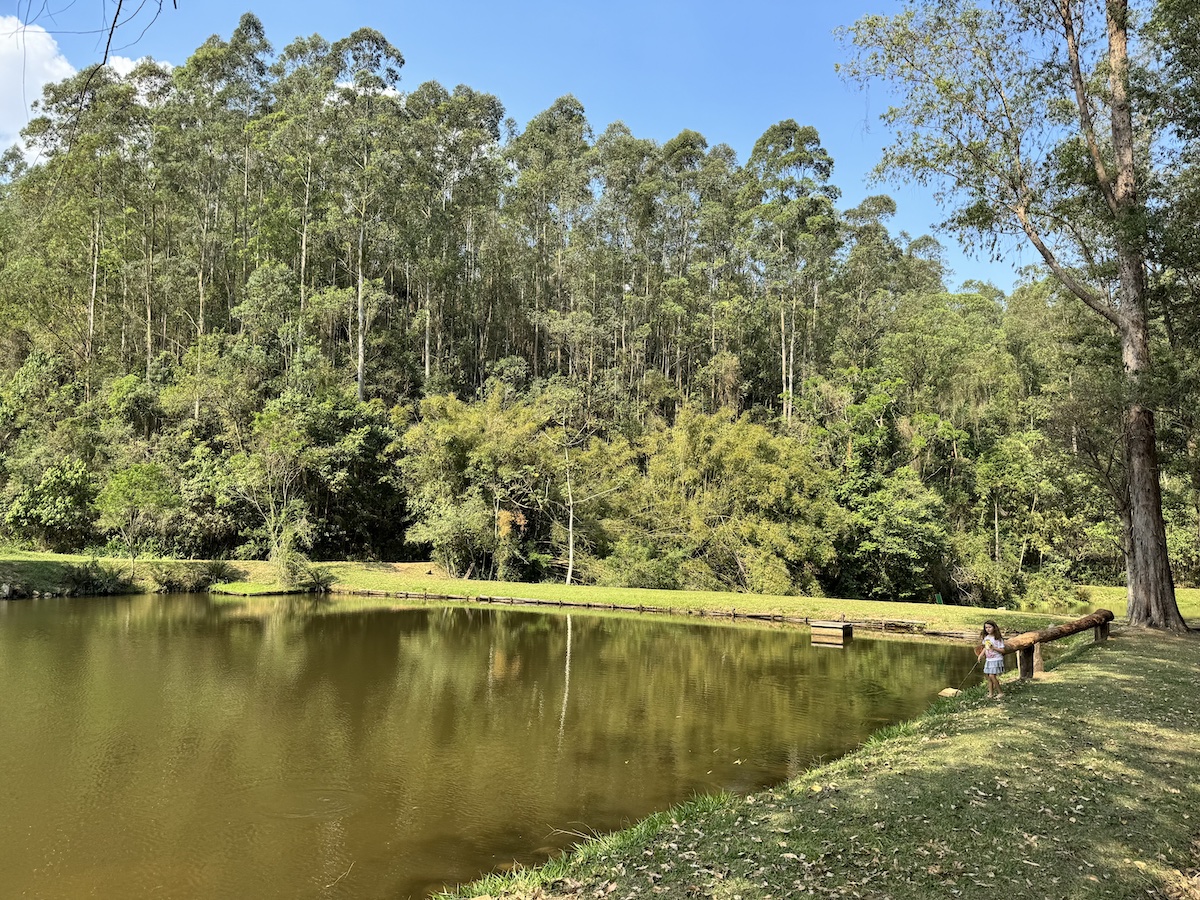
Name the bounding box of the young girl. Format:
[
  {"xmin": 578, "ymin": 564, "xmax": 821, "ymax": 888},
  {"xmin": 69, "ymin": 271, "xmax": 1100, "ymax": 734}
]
[{"xmin": 977, "ymin": 620, "xmax": 1006, "ymax": 699}]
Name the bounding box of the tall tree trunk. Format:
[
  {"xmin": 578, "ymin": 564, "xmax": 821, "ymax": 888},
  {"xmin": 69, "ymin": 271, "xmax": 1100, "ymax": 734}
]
[
  {"xmin": 1105, "ymin": 0, "xmax": 1186, "ymax": 631},
  {"xmin": 1124, "ymin": 401, "xmax": 1180, "ymax": 627},
  {"xmin": 565, "ymin": 462, "xmax": 576, "ymax": 586},
  {"xmin": 778, "ymin": 297, "xmax": 789, "ymax": 425},
  {"xmin": 356, "ymin": 221, "xmax": 366, "ymax": 402},
  {"xmin": 144, "ymin": 209, "xmax": 154, "ymax": 377},
  {"xmin": 994, "ymin": 495, "xmax": 1001, "ymax": 562},
  {"xmin": 297, "ymin": 158, "xmax": 311, "ymax": 379},
  {"xmin": 87, "ymin": 204, "xmax": 100, "ymax": 401}
]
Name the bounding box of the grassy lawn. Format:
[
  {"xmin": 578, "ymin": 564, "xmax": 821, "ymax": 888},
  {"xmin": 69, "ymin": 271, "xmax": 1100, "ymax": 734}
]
[
  {"xmin": 443, "ymin": 627, "xmax": 1200, "ymax": 900},
  {"xmin": 1083, "ymin": 584, "xmax": 1200, "ymax": 620},
  {"xmin": 3, "ymin": 550, "xmax": 1182, "ymax": 638},
  {"xmin": 321, "ymin": 562, "xmax": 1068, "ymax": 635},
  {"xmin": 209, "ymin": 580, "xmax": 293, "ymax": 596},
  {"xmin": 0, "ymin": 548, "xmax": 108, "ymax": 591}
]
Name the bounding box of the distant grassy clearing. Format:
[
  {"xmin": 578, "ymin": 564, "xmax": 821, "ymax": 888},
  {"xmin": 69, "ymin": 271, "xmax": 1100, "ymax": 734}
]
[
  {"xmin": 322, "ymin": 563, "xmax": 1066, "ymax": 634},
  {"xmin": 8, "ymin": 550, "xmax": 1190, "ymax": 635},
  {"xmin": 1082, "ymin": 584, "xmax": 1200, "ymax": 620}
]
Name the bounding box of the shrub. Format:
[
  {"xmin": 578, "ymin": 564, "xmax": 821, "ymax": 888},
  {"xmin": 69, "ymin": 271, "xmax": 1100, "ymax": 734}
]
[
  {"xmin": 303, "ymin": 565, "xmax": 336, "ymax": 593},
  {"xmin": 147, "ymin": 562, "xmax": 205, "ymax": 593},
  {"xmin": 1018, "ymin": 572, "xmax": 1092, "ymax": 615},
  {"xmin": 199, "ymin": 560, "xmax": 240, "ymax": 586},
  {"xmin": 63, "ymin": 559, "xmax": 134, "ymax": 596},
  {"xmin": 272, "ymin": 545, "xmax": 311, "ymax": 588},
  {"xmin": 147, "ymin": 560, "xmax": 246, "ymax": 593}
]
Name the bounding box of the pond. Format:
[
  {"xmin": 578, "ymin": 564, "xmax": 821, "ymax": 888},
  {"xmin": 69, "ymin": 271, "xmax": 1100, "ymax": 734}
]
[{"xmin": 0, "ymin": 594, "xmax": 979, "ymax": 898}]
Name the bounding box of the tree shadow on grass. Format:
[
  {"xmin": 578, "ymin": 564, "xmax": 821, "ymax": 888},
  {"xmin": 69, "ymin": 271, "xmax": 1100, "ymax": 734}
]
[{"xmin": 0, "ymin": 558, "xmax": 76, "ymax": 590}]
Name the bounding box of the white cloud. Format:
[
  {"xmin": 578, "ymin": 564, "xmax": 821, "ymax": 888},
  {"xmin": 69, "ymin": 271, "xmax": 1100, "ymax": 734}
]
[
  {"xmin": 108, "ymin": 54, "xmax": 173, "ymax": 78},
  {"xmin": 0, "ymin": 16, "xmax": 75, "ymax": 151},
  {"xmin": 108, "ymin": 55, "xmax": 141, "ymax": 78}
]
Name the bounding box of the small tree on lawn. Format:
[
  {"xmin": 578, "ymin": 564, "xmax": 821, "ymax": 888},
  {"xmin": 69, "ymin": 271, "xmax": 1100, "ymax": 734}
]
[{"xmin": 96, "ymin": 463, "xmax": 179, "ymax": 574}]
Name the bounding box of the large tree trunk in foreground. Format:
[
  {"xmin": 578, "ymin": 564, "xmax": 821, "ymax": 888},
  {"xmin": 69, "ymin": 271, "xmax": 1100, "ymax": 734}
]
[
  {"xmin": 1114, "ymin": 206, "xmax": 1186, "ymax": 630},
  {"xmin": 1124, "ymin": 403, "xmax": 1188, "ymax": 630},
  {"xmin": 1106, "ymin": 0, "xmax": 1186, "ymax": 632}
]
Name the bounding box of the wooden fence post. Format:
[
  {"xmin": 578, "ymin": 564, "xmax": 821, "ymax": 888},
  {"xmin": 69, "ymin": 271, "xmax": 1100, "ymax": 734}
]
[{"xmin": 1018, "ymin": 646, "xmax": 1036, "ymax": 680}]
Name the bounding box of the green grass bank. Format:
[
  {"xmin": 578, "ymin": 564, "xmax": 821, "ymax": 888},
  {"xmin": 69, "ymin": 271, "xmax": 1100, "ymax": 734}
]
[
  {"xmin": 5, "ymin": 549, "xmax": 1200, "ymax": 633},
  {"xmin": 442, "ymin": 627, "xmax": 1200, "ymax": 900}
]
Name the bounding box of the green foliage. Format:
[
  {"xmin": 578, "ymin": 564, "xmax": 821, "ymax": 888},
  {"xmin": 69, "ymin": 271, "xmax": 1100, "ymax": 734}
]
[
  {"xmin": 590, "ymin": 539, "xmax": 687, "ymax": 591},
  {"xmin": 147, "ymin": 562, "xmax": 208, "ymax": 593},
  {"xmin": 146, "ymin": 559, "xmax": 245, "ymax": 593},
  {"xmin": 1, "ymin": 15, "xmax": 1198, "ymax": 610},
  {"xmin": 272, "ymin": 542, "xmax": 312, "ymax": 588},
  {"xmin": 3, "ymin": 458, "xmax": 95, "ymax": 550},
  {"xmin": 1017, "ymin": 572, "xmax": 1093, "ymax": 616},
  {"xmin": 95, "ymin": 464, "xmax": 180, "ymax": 565},
  {"xmin": 835, "ymin": 468, "xmax": 949, "ymax": 603},
  {"xmin": 303, "ymin": 565, "xmax": 336, "ymax": 593},
  {"xmin": 63, "ymin": 558, "xmax": 134, "ymax": 595}
]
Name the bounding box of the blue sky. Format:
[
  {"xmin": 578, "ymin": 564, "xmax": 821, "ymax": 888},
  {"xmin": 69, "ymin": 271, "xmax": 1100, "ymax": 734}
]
[{"xmin": 3, "ymin": 0, "xmax": 1031, "ymax": 289}]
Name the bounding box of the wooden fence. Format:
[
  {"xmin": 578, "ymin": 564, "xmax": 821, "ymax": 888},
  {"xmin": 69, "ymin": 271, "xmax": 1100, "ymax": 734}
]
[{"xmin": 1003, "ymin": 609, "xmax": 1115, "ymax": 680}]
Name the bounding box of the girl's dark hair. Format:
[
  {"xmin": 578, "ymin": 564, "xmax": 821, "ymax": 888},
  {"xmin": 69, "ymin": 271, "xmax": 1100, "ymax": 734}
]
[{"xmin": 981, "ymin": 620, "xmax": 1003, "ymax": 640}]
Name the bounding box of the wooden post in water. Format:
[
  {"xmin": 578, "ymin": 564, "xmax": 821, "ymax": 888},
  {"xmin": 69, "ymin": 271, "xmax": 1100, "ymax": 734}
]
[{"xmin": 811, "ymin": 621, "xmax": 854, "ymax": 646}]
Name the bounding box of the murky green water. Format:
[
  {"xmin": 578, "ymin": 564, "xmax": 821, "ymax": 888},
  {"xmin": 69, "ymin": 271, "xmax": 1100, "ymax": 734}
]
[{"xmin": 0, "ymin": 594, "xmax": 977, "ymax": 898}]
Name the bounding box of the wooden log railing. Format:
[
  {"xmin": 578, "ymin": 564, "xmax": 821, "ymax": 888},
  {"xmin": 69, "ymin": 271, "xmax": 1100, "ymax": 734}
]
[{"xmin": 1002, "ymin": 609, "xmax": 1115, "ymax": 680}]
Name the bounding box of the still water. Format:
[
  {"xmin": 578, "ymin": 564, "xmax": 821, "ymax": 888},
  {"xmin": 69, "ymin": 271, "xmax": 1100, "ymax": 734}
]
[{"xmin": 0, "ymin": 594, "xmax": 978, "ymax": 899}]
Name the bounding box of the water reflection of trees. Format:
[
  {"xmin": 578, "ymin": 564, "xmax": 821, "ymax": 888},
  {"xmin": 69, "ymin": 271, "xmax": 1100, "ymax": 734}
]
[{"xmin": 0, "ymin": 599, "xmax": 976, "ymax": 898}]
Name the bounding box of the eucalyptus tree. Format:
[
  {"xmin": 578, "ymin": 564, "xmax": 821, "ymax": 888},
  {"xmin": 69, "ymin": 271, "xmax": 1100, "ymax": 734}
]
[
  {"xmin": 843, "ymin": 0, "xmax": 1188, "ymax": 629},
  {"xmin": 660, "ymin": 130, "xmax": 707, "ymax": 279},
  {"xmin": 504, "ymin": 96, "xmax": 594, "ymax": 377},
  {"xmin": 395, "ymin": 81, "xmax": 505, "ymax": 388},
  {"xmin": 117, "ymin": 60, "xmax": 175, "ymax": 377},
  {"xmin": 741, "ymin": 121, "xmax": 840, "ymax": 425},
  {"xmin": 256, "ymin": 34, "xmax": 340, "ymax": 378},
  {"xmin": 9, "ymin": 65, "xmax": 152, "ymax": 391},
  {"xmin": 693, "ymin": 143, "xmax": 748, "ymax": 380},
  {"xmin": 653, "ymin": 130, "xmax": 712, "ymax": 395},
  {"xmin": 326, "ymin": 28, "xmax": 405, "ymax": 401},
  {"xmin": 827, "ymin": 198, "xmax": 948, "ymax": 365},
  {"xmin": 159, "ymin": 14, "xmax": 272, "ymax": 416},
  {"xmin": 589, "ymin": 123, "xmax": 661, "ymax": 393},
  {"xmin": 825, "ymin": 196, "xmax": 905, "ymax": 377}
]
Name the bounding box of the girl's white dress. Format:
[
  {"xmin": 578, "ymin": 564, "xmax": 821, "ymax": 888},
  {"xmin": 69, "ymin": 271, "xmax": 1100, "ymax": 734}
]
[{"xmin": 982, "ymin": 636, "xmax": 1005, "ymax": 674}]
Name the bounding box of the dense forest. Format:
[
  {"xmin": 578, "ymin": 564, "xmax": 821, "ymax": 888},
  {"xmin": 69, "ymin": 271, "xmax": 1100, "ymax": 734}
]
[{"xmin": 2, "ymin": 6, "xmax": 1199, "ymax": 610}]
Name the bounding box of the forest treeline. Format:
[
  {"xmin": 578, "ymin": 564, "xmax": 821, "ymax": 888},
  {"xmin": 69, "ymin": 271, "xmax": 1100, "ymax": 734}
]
[{"xmin": 2, "ymin": 13, "xmax": 1199, "ymax": 606}]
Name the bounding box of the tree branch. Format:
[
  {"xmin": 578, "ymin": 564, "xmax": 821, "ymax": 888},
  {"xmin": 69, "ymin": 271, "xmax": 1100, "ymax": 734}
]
[
  {"xmin": 1012, "ymin": 202, "xmax": 1126, "ymax": 330},
  {"xmin": 1056, "ymin": 0, "xmax": 1119, "ymax": 215}
]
